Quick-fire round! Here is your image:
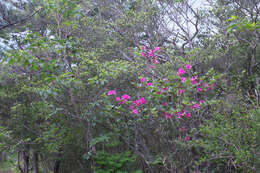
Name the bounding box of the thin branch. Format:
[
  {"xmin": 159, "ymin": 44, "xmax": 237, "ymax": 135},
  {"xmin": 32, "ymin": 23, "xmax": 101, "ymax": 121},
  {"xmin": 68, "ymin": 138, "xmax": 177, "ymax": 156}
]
[{"xmin": 0, "ymin": 8, "xmax": 42, "ymax": 30}]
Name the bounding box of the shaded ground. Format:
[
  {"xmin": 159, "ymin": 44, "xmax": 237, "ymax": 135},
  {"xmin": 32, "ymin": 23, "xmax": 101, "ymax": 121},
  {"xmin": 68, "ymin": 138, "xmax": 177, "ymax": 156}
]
[{"xmin": 0, "ymin": 171, "xmax": 13, "ymax": 173}]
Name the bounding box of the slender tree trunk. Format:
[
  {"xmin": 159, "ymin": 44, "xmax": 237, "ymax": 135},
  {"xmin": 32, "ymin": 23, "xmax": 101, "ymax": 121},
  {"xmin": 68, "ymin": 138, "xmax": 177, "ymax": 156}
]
[
  {"xmin": 0, "ymin": 151, "xmax": 2, "ymax": 162},
  {"xmin": 33, "ymin": 152, "xmax": 39, "ymax": 173},
  {"xmin": 53, "ymin": 160, "xmax": 60, "ymax": 173},
  {"xmin": 23, "ymin": 151, "xmax": 29, "ymax": 173},
  {"xmin": 3, "ymin": 152, "xmax": 6, "ymax": 161}
]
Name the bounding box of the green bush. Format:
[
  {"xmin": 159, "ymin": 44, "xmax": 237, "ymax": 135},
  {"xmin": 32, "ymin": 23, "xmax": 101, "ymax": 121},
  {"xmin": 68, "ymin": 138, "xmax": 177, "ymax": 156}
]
[
  {"xmin": 194, "ymin": 103, "xmax": 260, "ymax": 172},
  {"xmin": 94, "ymin": 151, "xmax": 141, "ymax": 173}
]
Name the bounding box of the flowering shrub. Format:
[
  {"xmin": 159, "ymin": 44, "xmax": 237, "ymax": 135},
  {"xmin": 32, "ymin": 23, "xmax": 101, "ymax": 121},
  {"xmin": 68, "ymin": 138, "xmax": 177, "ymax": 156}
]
[
  {"xmin": 104, "ymin": 46, "xmax": 219, "ymax": 172},
  {"xmin": 107, "ymin": 46, "xmax": 217, "ymax": 119}
]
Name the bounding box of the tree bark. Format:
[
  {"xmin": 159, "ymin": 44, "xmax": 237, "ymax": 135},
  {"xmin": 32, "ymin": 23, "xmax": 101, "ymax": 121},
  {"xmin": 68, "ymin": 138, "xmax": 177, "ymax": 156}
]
[
  {"xmin": 33, "ymin": 152, "xmax": 39, "ymax": 173},
  {"xmin": 53, "ymin": 160, "xmax": 60, "ymax": 173},
  {"xmin": 23, "ymin": 151, "xmax": 29, "ymax": 173}
]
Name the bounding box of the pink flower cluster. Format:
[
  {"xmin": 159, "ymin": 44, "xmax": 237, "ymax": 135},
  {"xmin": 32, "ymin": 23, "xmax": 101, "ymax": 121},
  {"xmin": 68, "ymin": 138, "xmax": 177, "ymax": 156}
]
[
  {"xmin": 107, "ymin": 89, "xmax": 147, "ymax": 115},
  {"xmin": 141, "ymin": 46, "xmax": 161, "ymax": 68}
]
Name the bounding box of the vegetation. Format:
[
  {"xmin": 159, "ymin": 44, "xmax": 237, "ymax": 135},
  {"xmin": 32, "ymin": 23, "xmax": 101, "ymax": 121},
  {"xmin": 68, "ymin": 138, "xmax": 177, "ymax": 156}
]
[{"xmin": 0, "ymin": 0, "xmax": 259, "ymax": 172}]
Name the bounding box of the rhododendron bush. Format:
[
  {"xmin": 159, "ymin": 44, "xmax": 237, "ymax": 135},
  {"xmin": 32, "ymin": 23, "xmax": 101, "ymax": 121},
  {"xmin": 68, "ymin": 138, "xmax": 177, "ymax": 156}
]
[{"xmin": 103, "ymin": 46, "xmax": 219, "ymax": 171}]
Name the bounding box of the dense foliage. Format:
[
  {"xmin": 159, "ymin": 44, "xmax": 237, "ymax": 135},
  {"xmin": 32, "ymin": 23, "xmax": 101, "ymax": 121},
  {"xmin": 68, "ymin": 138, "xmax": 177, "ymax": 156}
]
[{"xmin": 0, "ymin": 0, "xmax": 259, "ymax": 173}]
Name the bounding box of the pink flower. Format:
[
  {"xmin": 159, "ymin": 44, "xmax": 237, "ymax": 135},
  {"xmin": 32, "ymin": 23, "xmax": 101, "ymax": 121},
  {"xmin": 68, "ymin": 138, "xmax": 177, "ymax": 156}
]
[
  {"xmin": 116, "ymin": 97, "xmax": 121, "ymax": 101},
  {"xmin": 208, "ymin": 87, "xmax": 212, "ymax": 90},
  {"xmin": 180, "ymin": 89, "xmax": 184, "ymax": 94},
  {"xmin": 193, "ymin": 104, "xmax": 200, "ymax": 109},
  {"xmin": 177, "ymin": 68, "xmax": 185, "ymax": 76},
  {"xmin": 154, "ymin": 47, "xmax": 160, "ymax": 51},
  {"xmin": 185, "ymin": 64, "xmax": 191, "ymax": 69},
  {"xmin": 177, "ymin": 112, "xmax": 183, "ymax": 118},
  {"xmin": 191, "ymin": 76, "xmax": 197, "ymax": 82},
  {"xmin": 107, "ymin": 90, "xmax": 116, "ymax": 95},
  {"xmin": 149, "ymin": 50, "xmax": 153, "ymax": 57},
  {"xmin": 142, "ymin": 45, "xmax": 146, "ymax": 51},
  {"xmin": 147, "ymin": 82, "xmax": 152, "ymax": 86},
  {"xmin": 164, "ymin": 112, "xmax": 171, "ymax": 119},
  {"xmin": 140, "ymin": 77, "xmax": 146, "ymax": 83},
  {"xmin": 162, "ymin": 102, "xmax": 168, "ymax": 106},
  {"xmin": 185, "ymin": 113, "xmax": 191, "ymax": 117},
  {"xmin": 199, "ymin": 100, "xmax": 204, "ymax": 104},
  {"xmin": 139, "ymin": 97, "xmax": 146, "ymax": 104},
  {"xmin": 119, "ymin": 99, "xmax": 127, "ymax": 104},
  {"xmin": 185, "ymin": 136, "xmax": 190, "ymax": 142},
  {"xmin": 192, "ymin": 81, "xmax": 197, "ymax": 85},
  {"xmin": 141, "ymin": 52, "xmax": 146, "ymax": 57},
  {"xmin": 181, "ymin": 77, "xmax": 186, "ymax": 83},
  {"xmin": 122, "ymin": 94, "xmax": 130, "ymax": 100},
  {"xmin": 195, "ymin": 171, "xmax": 198, "ymax": 173},
  {"xmin": 132, "ymin": 109, "xmax": 138, "ymax": 114},
  {"xmin": 134, "ymin": 100, "xmax": 141, "ymax": 107},
  {"xmin": 153, "ymin": 58, "xmax": 159, "ymax": 64},
  {"xmin": 197, "ymin": 88, "xmax": 202, "ymax": 92}
]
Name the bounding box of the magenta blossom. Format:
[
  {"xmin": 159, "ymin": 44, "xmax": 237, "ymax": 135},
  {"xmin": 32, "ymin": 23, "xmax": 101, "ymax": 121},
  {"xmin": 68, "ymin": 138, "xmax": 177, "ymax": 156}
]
[
  {"xmin": 133, "ymin": 100, "xmax": 141, "ymax": 107},
  {"xmin": 154, "ymin": 47, "xmax": 160, "ymax": 51},
  {"xmin": 185, "ymin": 113, "xmax": 191, "ymax": 117},
  {"xmin": 199, "ymin": 100, "xmax": 204, "ymax": 104},
  {"xmin": 141, "ymin": 52, "xmax": 146, "ymax": 57},
  {"xmin": 149, "ymin": 50, "xmax": 153, "ymax": 57},
  {"xmin": 132, "ymin": 109, "xmax": 138, "ymax": 114},
  {"xmin": 153, "ymin": 58, "xmax": 159, "ymax": 64},
  {"xmin": 116, "ymin": 97, "xmax": 121, "ymax": 101},
  {"xmin": 122, "ymin": 94, "xmax": 130, "ymax": 100},
  {"xmin": 147, "ymin": 82, "xmax": 152, "ymax": 86},
  {"xmin": 162, "ymin": 102, "xmax": 168, "ymax": 106},
  {"xmin": 186, "ymin": 64, "xmax": 191, "ymax": 69},
  {"xmin": 181, "ymin": 77, "xmax": 187, "ymax": 83},
  {"xmin": 177, "ymin": 68, "xmax": 185, "ymax": 76},
  {"xmin": 139, "ymin": 97, "xmax": 146, "ymax": 104},
  {"xmin": 164, "ymin": 112, "xmax": 172, "ymax": 119},
  {"xmin": 177, "ymin": 112, "xmax": 183, "ymax": 118},
  {"xmin": 107, "ymin": 90, "xmax": 116, "ymax": 96},
  {"xmin": 119, "ymin": 99, "xmax": 127, "ymax": 104},
  {"xmin": 140, "ymin": 77, "xmax": 146, "ymax": 83},
  {"xmin": 191, "ymin": 76, "xmax": 197, "ymax": 82},
  {"xmin": 185, "ymin": 136, "xmax": 191, "ymax": 142},
  {"xmin": 180, "ymin": 89, "xmax": 184, "ymax": 94},
  {"xmin": 142, "ymin": 45, "xmax": 146, "ymax": 50},
  {"xmin": 197, "ymin": 88, "xmax": 202, "ymax": 92},
  {"xmin": 192, "ymin": 104, "xmax": 200, "ymax": 109}
]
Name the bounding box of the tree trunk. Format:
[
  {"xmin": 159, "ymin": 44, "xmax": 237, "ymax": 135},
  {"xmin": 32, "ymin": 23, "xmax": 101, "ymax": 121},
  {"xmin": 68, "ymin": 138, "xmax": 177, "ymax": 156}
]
[
  {"xmin": 33, "ymin": 152, "xmax": 39, "ymax": 173},
  {"xmin": 23, "ymin": 151, "xmax": 29, "ymax": 173},
  {"xmin": 0, "ymin": 151, "xmax": 2, "ymax": 162},
  {"xmin": 3, "ymin": 152, "xmax": 6, "ymax": 161},
  {"xmin": 53, "ymin": 160, "xmax": 60, "ymax": 173}
]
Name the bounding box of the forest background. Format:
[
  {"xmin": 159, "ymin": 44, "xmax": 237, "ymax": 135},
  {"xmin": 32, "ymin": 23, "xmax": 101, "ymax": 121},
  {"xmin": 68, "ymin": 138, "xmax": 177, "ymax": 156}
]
[{"xmin": 0, "ymin": 0, "xmax": 259, "ymax": 172}]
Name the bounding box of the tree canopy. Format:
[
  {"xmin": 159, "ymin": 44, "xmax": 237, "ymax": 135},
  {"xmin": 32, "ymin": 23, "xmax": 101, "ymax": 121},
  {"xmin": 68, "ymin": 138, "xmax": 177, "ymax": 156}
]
[{"xmin": 0, "ymin": 0, "xmax": 259, "ymax": 173}]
